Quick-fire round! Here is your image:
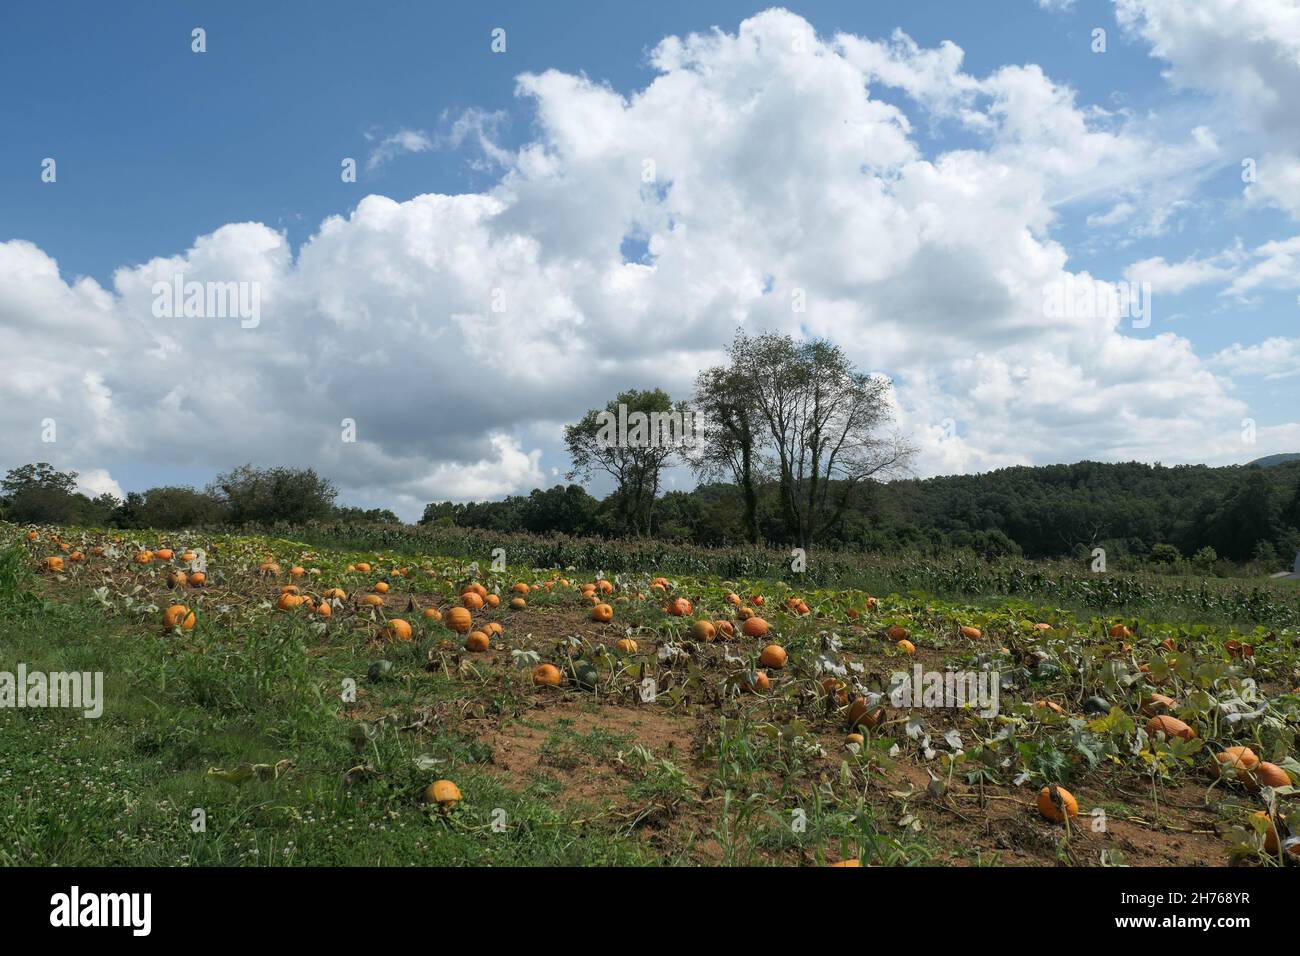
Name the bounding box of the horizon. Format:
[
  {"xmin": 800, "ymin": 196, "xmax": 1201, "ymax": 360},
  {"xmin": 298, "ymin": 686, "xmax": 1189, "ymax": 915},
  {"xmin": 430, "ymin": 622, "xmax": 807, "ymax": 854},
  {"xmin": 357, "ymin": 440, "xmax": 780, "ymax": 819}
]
[{"xmin": 3, "ymin": 1, "xmax": 1299, "ymax": 522}]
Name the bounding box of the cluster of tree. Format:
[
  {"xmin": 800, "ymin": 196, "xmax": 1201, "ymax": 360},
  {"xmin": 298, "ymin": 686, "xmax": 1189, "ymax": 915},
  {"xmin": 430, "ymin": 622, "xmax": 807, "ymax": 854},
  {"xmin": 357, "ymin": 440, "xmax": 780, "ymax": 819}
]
[
  {"xmin": 0, "ymin": 462, "xmax": 374, "ymax": 529},
  {"xmin": 423, "ymin": 460, "xmax": 1300, "ymax": 569}
]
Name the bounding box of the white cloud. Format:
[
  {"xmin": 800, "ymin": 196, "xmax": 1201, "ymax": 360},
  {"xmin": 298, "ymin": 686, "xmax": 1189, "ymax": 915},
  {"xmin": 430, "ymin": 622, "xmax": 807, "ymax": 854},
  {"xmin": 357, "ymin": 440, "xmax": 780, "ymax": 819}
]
[
  {"xmin": 75, "ymin": 468, "xmax": 124, "ymax": 500},
  {"xmin": 1116, "ymin": 0, "xmax": 1300, "ymax": 219},
  {"xmin": 0, "ymin": 8, "xmax": 1281, "ymax": 518},
  {"xmin": 366, "ymin": 129, "xmax": 434, "ymax": 171},
  {"xmin": 1213, "ymin": 336, "xmax": 1300, "ymax": 379}
]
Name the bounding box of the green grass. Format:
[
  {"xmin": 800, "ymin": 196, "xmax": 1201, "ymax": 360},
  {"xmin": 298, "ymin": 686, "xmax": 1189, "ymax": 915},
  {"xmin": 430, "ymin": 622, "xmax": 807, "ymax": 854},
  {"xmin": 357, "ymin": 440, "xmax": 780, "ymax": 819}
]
[{"xmin": 0, "ymin": 554, "xmax": 652, "ymax": 866}]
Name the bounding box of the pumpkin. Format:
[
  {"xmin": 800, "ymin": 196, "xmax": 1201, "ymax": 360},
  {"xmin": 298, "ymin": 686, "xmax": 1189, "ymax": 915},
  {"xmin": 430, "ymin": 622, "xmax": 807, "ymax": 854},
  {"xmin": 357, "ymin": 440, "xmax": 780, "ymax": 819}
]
[
  {"xmin": 461, "ymin": 592, "xmax": 483, "ymax": 611},
  {"xmin": 886, "ymin": 624, "xmax": 908, "ymax": 641},
  {"xmin": 40, "ymin": 556, "xmax": 65, "ymax": 573},
  {"xmin": 484, "ymin": 622, "xmax": 504, "ymax": 637},
  {"xmin": 289, "ymin": 566, "xmax": 305, "ymax": 578},
  {"xmin": 667, "ymin": 597, "xmax": 692, "ymax": 617},
  {"xmin": 181, "ymin": 551, "xmax": 196, "ymax": 562},
  {"xmin": 1109, "ymin": 623, "xmax": 1133, "ymax": 639},
  {"xmin": 188, "ymin": 572, "xmax": 206, "ymax": 587},
  {"xmin": 323, "ymin": 588, "xmax": 347, "ymax": 600},
  {"xmin": 373, "ymin": 581, "xmax": 389, "ymax": 594},
  {"xmin": 1139, "ymin": 693, "xmax": 1177, "ymax": 717},
  {"xmin": 277, "ymin": 593, "xmax": 305, "ymax": 611},
  {"xmin": 592, "ymin": 603, "xmax": 614, "ymax": 623},
  {"xmin": 848, "ymin": 697, "xmax": 886, "ymax": 730},
  {"xmin": 510, "ymin": 596, "xmax": 526, "ymax": 610},
  {"xmin": 714, "ymin": 620, "xmax": 736, "ymax": 639},
  {"xmin": 168, "ymin": 570, "xmax": 187, "ymax": 588},
  {"xmin": 315, "ymin": 601, "xmax": 332, "ymax": 618},
  {"xmin": 486, "ymin": 594, "xmax": 501, "ymax": 608},
  {"xmin": 386, "ymin": 619, "xmax": 413, "ymax": 641},
  {"xmin": 532, "ymin": 663, "xmax": 562, "ymax": 687},
  {"xmin": 615, "ymin": 638, "xmax": 638, "ymax": 654},
  {"xmin": 725, "ymin": 592, "xmax": 742, "ymax": 606},
  {"xmin": 896, "ymin": 639, "xmax": 915, "ymax": 654},
  {"xmin": 134, "ymin": 550, "xmax": 154, "ymax": 564},
  {"xmin": 425, "ymin": 780, "xmax": 461, "ymax": 811},
  {"xmin": 359, "ymin": 594, "xmax": 385, "ymax": 607},
  {"xmin": 1214, "ymin": 746, "xmax": 1259, "ymax": 784},
  {"xmin": 845, "ymin": 733, "xmax": 864, "ymax": 746},
  {"xmin": 445, "ymin": 607, "xmax": 473, "ymax": 633},
  {"xmin": 759, "ymin": 644, "xmax": 787, "ymax": 669},
  {"xmin": 465, "ymin": 631, "xmax": 489, "ymax": 652},
  {"xmin": 1037, "ymin": 785, "xmax": 1079, "ymax": 823},
  {"xmin": 354, "ymin": 562, "xmax": 372, "ymax": 574},
  {"xmin": 1034, "ymin": 699, "xmax": 1065, "ymax": 715},
  {"xmin": 156, "ymin": 548, "xmax": 174, "ymax": 561},
  {"xmin": 751, "ymin": 595, "xmax": 765, "ymax": 607},
  {"xmin": 1146, "ymin": 715, "xmax": 1195, "ymax": 741},
  {"xmin": 821, "ymin": 678, "xmax": 849, "ymax": 704},
  {"xmin": 280, "ymin": 584, "xmax": 301, "ymax": 595},
  {"xmin": 258, "ymin": 562, "xmax": 281, "ymax": 576},
  {"xmin": 596, "ymin": 579, "xmax": 614, "ymax": 593},
  {"xmin": 865, "ymin": 596, "xmax": 878, "ymax": 610},
  {"xmin": 743, "ymin": 670, "xmax": 770, "ymax": 693},
  {"xmin": 1252, "ymin": 811, "xmax": 1281, "ymax": 855},
  {"xmin": 162, "ymin": 604, "xmax": 195, "ymax": 629},
  {"xmin": 742, "ymin": 616, "xmax": 769, "ymax": 638},
  {"xmin": 1250, "ymin": 762, "xmax": 1292, "ymax": 790},
  {"xmin": 959, "ymin": 625, "xmax": 981, "ymax": 640},
  {"xmin": 512, "ymin": 582, "xmax": 530, "ymax": 594},
  {"xmin": 692, "ymin": 620, "xmax": 716, "ymax": 642},
  {"xmin": 26, "ymin": 531, "xmax": 38, "ymax": 541},
  {"xmin": 423, "ymin": 607, "xmax": 442, "ymax": 620}
]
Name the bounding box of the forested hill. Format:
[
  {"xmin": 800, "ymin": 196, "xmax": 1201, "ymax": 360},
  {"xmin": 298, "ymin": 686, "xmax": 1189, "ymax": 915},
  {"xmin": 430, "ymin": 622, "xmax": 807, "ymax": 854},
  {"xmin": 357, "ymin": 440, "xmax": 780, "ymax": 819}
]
[
  {"xmin": 420, "ymin": 458, "xmax": 1300, "ymax": 566},
  {"xmin": 868, "ymin": 459, "xmax": 1300, "ymax": 562}
]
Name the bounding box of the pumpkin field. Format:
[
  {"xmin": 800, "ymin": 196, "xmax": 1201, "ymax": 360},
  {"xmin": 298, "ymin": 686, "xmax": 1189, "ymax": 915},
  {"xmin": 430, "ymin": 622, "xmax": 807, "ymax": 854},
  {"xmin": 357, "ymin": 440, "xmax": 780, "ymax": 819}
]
[{"xmin": 3, "ymin": 522, "xmax": 1299, "ymax": 867}]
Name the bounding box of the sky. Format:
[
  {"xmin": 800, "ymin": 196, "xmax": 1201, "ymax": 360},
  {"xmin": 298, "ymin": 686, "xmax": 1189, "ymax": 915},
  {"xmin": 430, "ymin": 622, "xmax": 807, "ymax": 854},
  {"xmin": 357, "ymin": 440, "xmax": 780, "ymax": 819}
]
[{"xmin": 1, "ymin": 0, "xmax": 1298, "ymax": 520}]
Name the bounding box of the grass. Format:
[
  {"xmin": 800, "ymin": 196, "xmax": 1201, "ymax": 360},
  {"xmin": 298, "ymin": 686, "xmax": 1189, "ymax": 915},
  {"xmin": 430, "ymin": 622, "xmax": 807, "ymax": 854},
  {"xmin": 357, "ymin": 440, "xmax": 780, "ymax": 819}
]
[{"xmin": 0, "ymin": 563, "xmax": 652, "ymax": 866}]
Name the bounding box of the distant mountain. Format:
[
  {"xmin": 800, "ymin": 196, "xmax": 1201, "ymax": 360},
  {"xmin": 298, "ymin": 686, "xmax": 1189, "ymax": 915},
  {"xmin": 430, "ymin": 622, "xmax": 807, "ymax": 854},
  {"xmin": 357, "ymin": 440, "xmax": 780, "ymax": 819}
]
[{"xmin": 1248, "ymin": 453, "xmax": 1300, "ymax": 468}]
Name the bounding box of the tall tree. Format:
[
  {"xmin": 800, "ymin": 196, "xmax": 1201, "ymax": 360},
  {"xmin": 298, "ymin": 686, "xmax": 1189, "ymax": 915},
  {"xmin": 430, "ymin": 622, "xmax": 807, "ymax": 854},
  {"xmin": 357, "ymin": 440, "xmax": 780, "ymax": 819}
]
[
  {"xmin": 565, "ymin": 388, "xmax": 686, "ymax": 536},
  {"xmin": 689, "ymin": 344, "xmax": 764, "ymax": 544},
  {"xmin": 735, "ymin": 332, "xmax": 913, "ymax": 550}
]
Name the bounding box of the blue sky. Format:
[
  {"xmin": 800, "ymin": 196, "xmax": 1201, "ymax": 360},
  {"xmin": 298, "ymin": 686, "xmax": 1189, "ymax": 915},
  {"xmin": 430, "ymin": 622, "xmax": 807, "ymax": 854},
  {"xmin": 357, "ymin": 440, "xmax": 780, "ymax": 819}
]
[{"xmin": 2, "ymin": 1, "xmax": 1298, "ymax": 516}]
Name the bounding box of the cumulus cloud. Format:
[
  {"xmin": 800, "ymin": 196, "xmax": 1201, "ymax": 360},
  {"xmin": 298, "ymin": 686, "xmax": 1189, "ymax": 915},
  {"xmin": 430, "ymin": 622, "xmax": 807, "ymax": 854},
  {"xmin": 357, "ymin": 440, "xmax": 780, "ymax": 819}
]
[
  {"xmin": 1116, "ymin": 0, "xmax": 1300, "ymax": 219},
  {"xmin": 1, "ymin": 8, "xmax": 1288, "ymax": 518}
]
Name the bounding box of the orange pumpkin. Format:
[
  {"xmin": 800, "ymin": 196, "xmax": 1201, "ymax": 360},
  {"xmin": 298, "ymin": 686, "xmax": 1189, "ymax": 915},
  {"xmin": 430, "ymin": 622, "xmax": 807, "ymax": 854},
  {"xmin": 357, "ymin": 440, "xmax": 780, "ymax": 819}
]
[
  {"xmin": 1147, "ymin": 715, "xmax": 1195, "ymax": 741},
  {"xmin": 615, "ymin": 638, "xmax": 638, "ymax": 654},
  {"xmin": 886, "ymin": 624, "xmax": 909, "ymax": 641},
  {"xmin": 742, "ymin": 616, "xmax": 769, "ymax": 638},
  {"xmin": 465, "ymin": 631, "xmax": 489, "ymax": 652},
  {"xmin": 592, "ymin": 603, "xmax": 614, "ymax": 623},
  {"xmin": 848, "ymin": 697, "xmax": 885, "ymax": 730},
  {"xmin": 759, "ymin": 644, "xmax": 787, "ymax": 669},
  {"xmin": 667, "ymin": 597, "xmax": 692, "ymax": 617},
  {"xmin": 692, "ymin": 620, "xmax": 716, "ymax": 642},
  {"xmin": 462, "ymin": 592, "xmax": 484, "ymax": 611},
  {"xmin": 959, "ymin": 625, "xmax": 981, "ymax": 640},
  {"xmin": 1037, "ymin": 785, "xmax": 1079, "ymax": 823},
  {"xmin": 532, "ymin": 663, "xmax": 562, "ymax": 687},
  {"xmin": 445, "ymin": 607, "xmax": 473, "ymax": 633},
  {"xmin": 162, "ymin": 604, "xmax": 195, "ymax": 629},
  {"xmin": 386, "ymin": 619, "xmax": 413, "ymax": 641}
]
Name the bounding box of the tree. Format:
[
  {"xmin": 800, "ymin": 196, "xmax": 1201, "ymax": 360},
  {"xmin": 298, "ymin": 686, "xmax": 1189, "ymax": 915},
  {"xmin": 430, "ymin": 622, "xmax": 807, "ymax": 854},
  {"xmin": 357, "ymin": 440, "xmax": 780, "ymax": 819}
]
[
  {"xmin": 689, "ymin": 343, "xmax": 764, "ymax": 544},
  {"xmin": 565, "ymin": 389, "xmax": 687, "ymax": 536},
  {"xmin": 2, "ymin": 462, "xmax": 79, "ymax": 497},
  {"xmin": 520, "ymin": 485, "xmax": 598, "ymax": 536},
  {"xmin": 115, "ymin": 486, "xmax": 227, "ymax": 529},
  {"xmin": 207, "ymin": 465, "xmax": 337, "ymax": 525},
  {"xmin": 733, "ymin": 332, "xmax": 913, "ymax": 550}
]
